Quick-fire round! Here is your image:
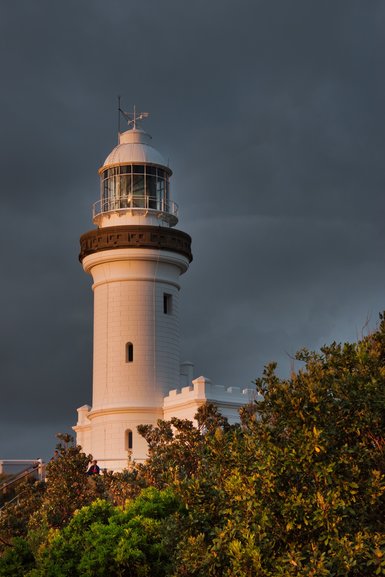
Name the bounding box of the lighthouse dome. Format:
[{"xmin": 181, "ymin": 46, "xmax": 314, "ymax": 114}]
[
  {"xmin": 94, "ymin": 124, "xmax": 177, "ymax": 228},
  {"xmin": 102, "ymin": 128, "xmax": 170, "ymax": 172}
]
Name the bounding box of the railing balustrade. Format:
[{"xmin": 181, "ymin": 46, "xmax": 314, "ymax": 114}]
[{"xmin": 93, "ymin": 195, "xmax": 178, "ymax": 220}]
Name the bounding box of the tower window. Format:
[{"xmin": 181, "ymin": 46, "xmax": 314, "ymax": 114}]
[
  {"xmin": 126, "ymin": 430, "xmax": 133, "ymax": 450},
  {"xmin": 163, "ymin": 293, "xmax": 172, "ymax": 315},
  {"xmin": 126, "ymin": 342, "xmax": 133, "ymax": 363}
]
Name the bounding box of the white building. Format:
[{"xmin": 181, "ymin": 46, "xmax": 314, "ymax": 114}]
[{"xmin": 74, "ymin": 111, "xmax": 254, "ymax": 470}]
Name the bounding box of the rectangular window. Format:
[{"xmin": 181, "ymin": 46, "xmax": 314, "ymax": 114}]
[
  {"xmin": 156, "ymin": 178, "xmax": 165, "ymax": 209},
  {"xmin": 126, "ymin": 342, "xmax": 133, "ymax": 363},
  {"xmin": 146, "ymin": 174, "xmax": 157, "ymax": 207},
  {"xmin": 132, "ymin": 175, "xmax": 145, "ymax": 206},
  {"xmin": 163, "ymin": 293, "xmax": 172, "ymax": 315}
]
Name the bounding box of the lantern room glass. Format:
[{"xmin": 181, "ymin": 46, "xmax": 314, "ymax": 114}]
[{"xmin": 101, "ymin": 164, "xmax": 170, "ymax": 213}]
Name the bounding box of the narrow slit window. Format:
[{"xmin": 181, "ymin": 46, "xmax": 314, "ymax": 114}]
[
  {"xmin": 126, "ymin": 342, "xmax": 133, "ymax": 363},
  {"xmin": 126, "ymin": 430, "xmax": 133, "ymax": 450},
  {"xmin": 163, "ymin": 293, "xmax": 172, "ymax": 315}
]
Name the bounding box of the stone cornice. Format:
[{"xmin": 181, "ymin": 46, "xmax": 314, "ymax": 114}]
[
  {"xmin": 79, "ymin": 225, "xmax": 193, "ymax": 263},
  {"xmin": 86, "ymin": 406, "xmax": 164, "ymax": 420}
]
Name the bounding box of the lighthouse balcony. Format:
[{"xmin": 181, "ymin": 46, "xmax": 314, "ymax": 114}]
[{"xmin": 93, "ymin": 195, "xmax": 179, "ymax": 226}]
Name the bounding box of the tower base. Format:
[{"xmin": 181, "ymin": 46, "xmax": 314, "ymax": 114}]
[{"xmin": 74, "ymin": 373, "xmax": 256, "ymax": 471}]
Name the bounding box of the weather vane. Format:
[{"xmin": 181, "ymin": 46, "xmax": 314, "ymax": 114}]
[{"xmin": 118, "ymin": 97, "xmax": 149, "ymax": 132}]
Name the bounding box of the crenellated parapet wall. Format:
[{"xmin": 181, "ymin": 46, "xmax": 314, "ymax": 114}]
[
  {"xmin": 75, "ymin": 376, "xmax": 258, "ymax": 465},
  {"xmin": 163, "ymin": 376, "xmax": 258, "ymax": 423}
]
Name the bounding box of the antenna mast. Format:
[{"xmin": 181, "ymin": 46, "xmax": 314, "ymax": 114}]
[
  {"xmin": 118, "ymin": 102, "xmax": 150, "ymax": 130},
  {"xmin": 117, "ymin": 96, "xmax": 121, "ymax": 140}
]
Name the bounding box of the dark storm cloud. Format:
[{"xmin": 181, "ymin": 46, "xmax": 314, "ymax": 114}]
[{"xmin": 1, "ymin": 0, "xmax": 384, "ymax": 458}]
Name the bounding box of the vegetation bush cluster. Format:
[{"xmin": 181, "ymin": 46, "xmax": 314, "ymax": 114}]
[{"xmin": 1, "ymin": 316, "xmax": 385, "ymax": 576}]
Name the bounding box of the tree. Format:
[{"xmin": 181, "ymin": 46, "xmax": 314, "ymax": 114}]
[
  {"xmin": 137, "ymin": 416, "xmax": 205, "ymax": 488},
  {"xmin": 0, "ymin": 477, "xmax": 45, "ymax": 551},
  {"xmin": 101, "ymin": 468, "xmax": 147, "ymax": 507},
  {"xmin": 140, "ymin": 317, "xmax": 385, "ymax": 576},
  {"xmin": 29, "ymin": 488, "xmax": 183, "ymax": 577},
  {"xmin": 0, "ymin": 537, "xmax": 35, "ymax": 577},
  {"xmin": 35, "ymin": 434, "xmax": 97, "ymax": 529},
  {"xmin": 2, "ymin": 317, "xmax": 385, "ymax": 576}
]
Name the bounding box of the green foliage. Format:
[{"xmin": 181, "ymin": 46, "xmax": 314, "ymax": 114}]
[
  {"xmin": 137, "ymin": 403, "xmax": 233, "ymax": 494},
  {"xmin": 0, "ymin": 477, "xmax": 45, "ymax": 550},
  {"xmin": 37, "ymin": 435, "xmax": 98, "ymax": 528},
  {"xmin": 172, "ymin": 318, "xmax": 385, "ymax": 576},
  {"xmin": 0, "ymin": 537, "xmax": 34, "ymax": 576},
  {"xmin": 101, "ymin": 468, "xmax": 147, "ymax": 507},
  {"xmin": 30, "ymin": 488, "xmax": 183, "ymax": 577},
  {"xmin": 2, "ymin": 316, "xmax": 385, "ymax": 576}
]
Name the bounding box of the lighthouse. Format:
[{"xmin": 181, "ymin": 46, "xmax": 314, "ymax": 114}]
[
  {"xmin": 74, "ymin": 109, "xmax": 254, "ymax": 470},
  {"xmin": 74, "ymin": 109, "xmax": 192, "ymax": 468}
]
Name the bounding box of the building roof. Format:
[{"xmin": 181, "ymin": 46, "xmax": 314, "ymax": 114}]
[{"xmin": 102, "ymin": 128, "xmax": 169, "ymax": 170}]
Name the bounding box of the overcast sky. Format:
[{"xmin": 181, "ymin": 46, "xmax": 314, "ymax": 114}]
[{"xmin": 1, "ymin": 0, "xmax": 384, "ymax": 460}]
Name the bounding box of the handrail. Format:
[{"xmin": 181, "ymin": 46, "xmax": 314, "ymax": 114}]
[
  {"xmin": 0, "ymin": 488, "xmax": 28, "ymax": 513},
  {"xmin": 93, "ymin": 195, "xmax": 179, "ymax": 219},
  {"xmin": 0, "ymin": 463, "xmax": 43, "ymax": 493}
]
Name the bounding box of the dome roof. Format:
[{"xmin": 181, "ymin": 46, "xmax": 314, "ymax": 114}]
[{"xmin": 102, "ymin": 128, "xmax": 170, "ymax": 171}]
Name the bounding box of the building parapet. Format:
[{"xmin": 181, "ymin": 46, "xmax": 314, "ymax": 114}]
[
  {"xmin": 76, "ymin": 404, "xmax": 92, "ymax": 425},
  {"xmin": 165, "ymin": 376, "xmax": 257, "ymax": 408}
]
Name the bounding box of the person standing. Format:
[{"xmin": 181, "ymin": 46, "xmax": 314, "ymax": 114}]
[{"xmin": 86, "ymin": 460, "xmax": 100, "ymax": 475}]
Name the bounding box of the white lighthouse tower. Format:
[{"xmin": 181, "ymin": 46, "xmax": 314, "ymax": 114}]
[
  {"xmin": 74, "ymin": 109, "xmax": 255, "ymax": 470},
  {"xmin": 74, "ymin": 109, "xmax": 192, "ymax": 468}
]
